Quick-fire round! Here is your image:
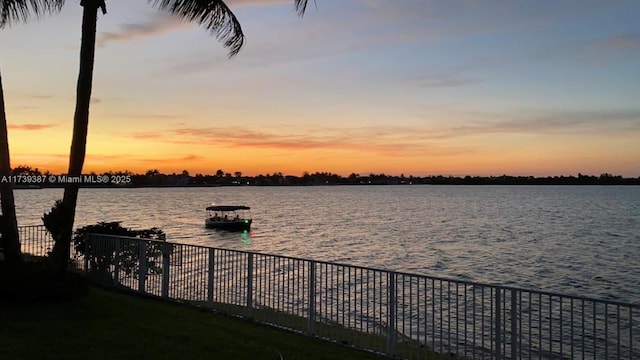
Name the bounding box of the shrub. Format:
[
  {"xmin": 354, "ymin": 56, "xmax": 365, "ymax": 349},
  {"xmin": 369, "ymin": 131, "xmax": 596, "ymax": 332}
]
[{"xmin": 73, "ymin": 222, "xmax": 172, "ymax": 282}]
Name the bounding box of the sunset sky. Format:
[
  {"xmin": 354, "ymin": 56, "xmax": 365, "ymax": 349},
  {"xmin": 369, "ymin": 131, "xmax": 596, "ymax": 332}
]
[{"xmin": 1, "ymin": 0, "xmax": 639, "ymax": 177}]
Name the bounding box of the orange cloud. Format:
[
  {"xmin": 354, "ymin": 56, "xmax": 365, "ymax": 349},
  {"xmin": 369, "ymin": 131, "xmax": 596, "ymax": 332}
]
[
  {"xmin": 119, "ymin": 114, "xmax": 188, "ymax": 120},
  {"xmin": 129, "ymin": 132, "xmax": 165, "ymax": 140},
  {"xmin": 24, "ymin": 93, "xmax": 53, "ymax": 99},
  {"xmin": 137, "ymin": 154, "xmax": 205, "ymax": 163},
  {"xmin": 126, "ymin": 125, "xmax": 472, "ymax": 158},
  {"xmin": 8, "ymin": 123, "xmax": 57, "ymax": 131},
  {"xmin": 12, "ymin": 152, "xmax": 208, "ymax": 174}
]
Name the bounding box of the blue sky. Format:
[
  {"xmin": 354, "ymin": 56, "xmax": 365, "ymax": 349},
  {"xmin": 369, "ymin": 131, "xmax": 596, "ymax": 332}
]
[{"xmin": 1, "ymin": 0, "xmax": 639, "ymax": 176}]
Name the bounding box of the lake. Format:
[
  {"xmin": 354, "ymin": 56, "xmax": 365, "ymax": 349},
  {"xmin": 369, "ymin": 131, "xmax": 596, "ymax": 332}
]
[{"xmin": 13, "ymin": 185, "xmax": 640, "ymax": 304}]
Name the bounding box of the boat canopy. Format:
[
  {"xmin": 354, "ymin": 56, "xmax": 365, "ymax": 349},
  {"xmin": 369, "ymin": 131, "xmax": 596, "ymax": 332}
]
[{"xmin": 206, "ymin": 205, "xmax": 250, "ymax": 211}]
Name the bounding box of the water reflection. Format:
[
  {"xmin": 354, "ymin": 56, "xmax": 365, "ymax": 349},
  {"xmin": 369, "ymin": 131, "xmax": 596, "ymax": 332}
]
[
  {"xmin": 241, "ymin": 230, "xmax": 251, "ymax": 245},
  {"xmin": 204, "ymin": 227, "xmax": 253, "ymax": 247}
]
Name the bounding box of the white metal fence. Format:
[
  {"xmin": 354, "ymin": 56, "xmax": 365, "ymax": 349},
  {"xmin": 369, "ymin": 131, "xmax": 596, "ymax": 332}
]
[
  {"xmin": 19, "ymin": 225, "xmax": 84, "ymax": 267},
  {"xmin": 80, "ymin": 233, "xmax": 639, "ymax": 360},
  {"xmin": 19, "ymin": 224, "xmax": 54, "ymax": 257},
  {"xmin": 17, "ymin": 226, "xmax": 640, "ymax": 359}
]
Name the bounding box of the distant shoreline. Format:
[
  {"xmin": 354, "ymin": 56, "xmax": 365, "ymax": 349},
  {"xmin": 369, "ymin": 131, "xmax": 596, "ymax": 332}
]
[
  {"xmin": 13, "ymin": 182, "xmax": 640, "ymax": 189},
  {"xmin": 6, "ymin": 171, "xmax": 640, "ymax": 188}
]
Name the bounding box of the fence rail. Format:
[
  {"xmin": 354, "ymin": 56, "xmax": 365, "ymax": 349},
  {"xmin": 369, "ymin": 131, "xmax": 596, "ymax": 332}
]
[
  {"xmin": 17, "ymin": 227, "xmax": 640, "ymax": 359},
  {"xmin": 19, "ymin": 224, "xmax": 54, "ymax": 257},
  {"xmin": 82, "ymin": 233, "xmax": 640, "ymax": 360}
]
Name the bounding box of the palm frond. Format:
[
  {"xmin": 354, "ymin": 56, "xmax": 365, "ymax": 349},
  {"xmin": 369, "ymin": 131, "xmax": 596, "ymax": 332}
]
[
  {"xmin": 294, "ymin": 0, "xmax": 312, "ymax": 17},
  {"xmin": 149, "ymin": 0, "xmax": 313, "ymax": 57},
  {"xmin": 0, "ymin": 0, "xmax": 66, "ymax": 28},
  {"xmin": 149, "ymin": 0, "xmax": 245, "ymax": 57}
]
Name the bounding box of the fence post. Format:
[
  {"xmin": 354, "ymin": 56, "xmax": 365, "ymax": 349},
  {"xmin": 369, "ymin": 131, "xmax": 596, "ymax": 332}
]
[
  {"xmin": 246, "ymin": 252, "xmax": 254, "ymax": 319},
  {"xmin": 207, "ymin": 248, "xmax": 215, "ymax": 308},
  {"xmin": 510, "ymin": 288, "xmax": 518, "ymax": 359},
  {"xmin": 307, "ymin": 260, "xmax": 317, "ymax": 335},
  {"xmin": 161, "ymin": 242, "xmax": 171, "ymax": 299},
  {"xmin": 138, "ymin": 240, "xmax": 147, "ymax": 294},
  {"xmin": 113, "ymin": 236, "xmax": 121, "ymax": 286},
  {"xmin": 495, "ymin": 288, "xmax": 502, "ymax": 360},
  {"xmin": 387, "ymin": 271, "xmax": 397, "ymax": 356},
  {"xmin": 83, "ymin": 233, "xmax": 90, "ymax": 272}
]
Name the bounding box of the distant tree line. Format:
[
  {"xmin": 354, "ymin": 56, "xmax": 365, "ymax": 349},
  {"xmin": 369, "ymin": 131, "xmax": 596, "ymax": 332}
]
[{"xmin": 6, "ymin": 165, "xmax": 640, "ymax": 187}]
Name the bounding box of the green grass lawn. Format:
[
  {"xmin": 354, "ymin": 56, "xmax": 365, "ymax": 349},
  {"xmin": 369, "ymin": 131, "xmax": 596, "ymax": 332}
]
[{"xmin": 0, "ymin": 287, "xmax": 388, "ymax": 360}]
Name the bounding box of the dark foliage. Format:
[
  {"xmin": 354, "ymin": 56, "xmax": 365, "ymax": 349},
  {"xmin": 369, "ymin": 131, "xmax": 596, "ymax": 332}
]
[
  {"xmin": 73, "ymin": 221, "xmax": 165, "ymax": 254},
  {"xmin": 0, "ymin": 258, "xmax": 89, "ymax": 303},
  {"xmin": 42, "ymin": 199, "xmax": 73, "ymax": 277},
  {"xmin": 0, "ymin": 0, "xmax": 65, "ymax": 28},
  {"xmin": 41, "ymin": 199, "xmax": 69, "ymax": 242},
  {"xmin": 74, "ymin": 221, "xmax": 171, "ymax": 282}
]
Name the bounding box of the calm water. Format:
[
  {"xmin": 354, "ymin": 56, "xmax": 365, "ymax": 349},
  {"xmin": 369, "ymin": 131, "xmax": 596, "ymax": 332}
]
[{"xmin": 14, "ymin": 185, "xmax": 640, "ymax": 304}]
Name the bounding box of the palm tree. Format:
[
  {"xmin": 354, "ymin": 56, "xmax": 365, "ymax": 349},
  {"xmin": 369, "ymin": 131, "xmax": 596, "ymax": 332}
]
[
  {"xmin": 0, "ymin": 1, "xmax": 65, "ymax": 266},
  {"xmin": 49, "ymin": 0, "xmax": 311, "ymax": 275},
  {"xmin": 0, "ymin": 68, "xmax": 23, "ymax": 266}
]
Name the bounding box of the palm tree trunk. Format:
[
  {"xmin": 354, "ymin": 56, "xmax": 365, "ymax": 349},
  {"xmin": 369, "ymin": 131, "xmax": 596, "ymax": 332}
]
[
  {"xmin": 50, "ymin": 1, "xmax": 99, "ymax": 277},
  {"xmin": 0, "ymin": 68, "xmax": 22, "ymax": 267}
]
